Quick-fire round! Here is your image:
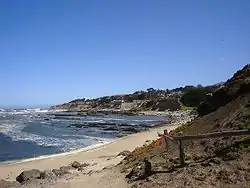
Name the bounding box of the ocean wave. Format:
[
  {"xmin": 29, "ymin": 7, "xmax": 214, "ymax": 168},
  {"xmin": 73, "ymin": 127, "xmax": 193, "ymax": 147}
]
[
  {"xmin": 0, "ymin": 108, "xmax": 66, "ymax": 115},
  {"xmin": 0, "ymin": 122, "xmax": 110, "ymax": 152}
]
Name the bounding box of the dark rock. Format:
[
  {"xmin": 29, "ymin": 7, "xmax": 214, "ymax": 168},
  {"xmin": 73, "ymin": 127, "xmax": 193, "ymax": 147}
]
[
  {"xmin": 200, "ymin": 140, "xmax": 207, "ymax": 146},
  {"xmin": 78, "ymin": 163, "xmax": 90, "ymax": 171},
  {"xmin": 222, "ymin": 152, "xmax": 239, "ymax": 161},
  {"xmin": 80, "ymin": 163, "xmax": 89, "ymax": 168},
  {"xmin": 104, "ymin": 127, "xmax": 118, "ymax": 131},
  {"xmin": 245, "ymin": 103, "xmax": 250, "ymax": 107},
  {"xmin": 122, "ymin": 127, "xmax": 139, "ymax": 133},
  {"xmin": 118, "ymin": 150, "xmax": 131, "ymax": 157},
  {"xmin": 193, "ymin": 154, "xmax": 205, "ymax": 161},
  {"xmin": 201, "ymin": 161, "xmax": 211, "ymax": 167},
  {"xmin": 16, "ymin": 169, "xmax": 42, "ymax": 183},
  {"xmin": 143, "ymin": 158, "xmax": 152, "ymax": 176},
  {"xmin": 209, "ymin": 158, "xmax": 221, "ymax": 164},
  {"xmin": 52, "ymin": 169, "xmax": 70, "ymax": 177},
  {"xmin": 71, "ymin": 161, "xmax": 81, "ymax": 168},
  {"xmin": 125, "ymin": 168, "xmax": 135, "ymax": 179},
  {"xmin": 169, "ymin": 157, "xmax": 179, "ymax": 164}
]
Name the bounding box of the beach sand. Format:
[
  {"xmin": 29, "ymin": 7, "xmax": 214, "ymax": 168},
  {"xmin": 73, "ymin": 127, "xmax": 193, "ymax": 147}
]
[{"xmin": 0, "ymin": 124, "xmax": 178, "ymax": 187}]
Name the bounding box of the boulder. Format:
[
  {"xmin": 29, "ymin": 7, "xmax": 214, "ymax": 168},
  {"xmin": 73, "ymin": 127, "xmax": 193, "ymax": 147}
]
[
  {"xmin": 16, "ymin": 169, "xmax": 42, "ymax": 183},
  {"xmin": 118, "ymin": 150, "xmax": 131, "ymax": 157},
  {"xmin": 71, "ymin": 161, "xmax": 81, "ymax": 169}
]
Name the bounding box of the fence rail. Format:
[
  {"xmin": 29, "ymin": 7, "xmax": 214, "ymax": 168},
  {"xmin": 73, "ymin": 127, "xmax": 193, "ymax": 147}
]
[{"xmin": 162, "ymin": 129, "xmax": 250, "ymax": 166}]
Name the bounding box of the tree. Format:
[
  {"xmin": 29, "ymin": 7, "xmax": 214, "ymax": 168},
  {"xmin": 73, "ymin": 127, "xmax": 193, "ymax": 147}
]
[
  {"xmin": 147, "ymin": 88, "xmax": 155, "ymax": 93},
  {"xmin": 181, "ymin": 88, "xmax": 208, "ymax": 107}
]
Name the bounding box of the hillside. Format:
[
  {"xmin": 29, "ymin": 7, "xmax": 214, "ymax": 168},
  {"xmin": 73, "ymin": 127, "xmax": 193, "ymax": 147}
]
[
  {"xmin": 51, "ymin": 85, "xmax": 222, "ymax": 113},
  {"xmin": 118, "ymin": 64, "xmax": 250, "ymax": 188}
]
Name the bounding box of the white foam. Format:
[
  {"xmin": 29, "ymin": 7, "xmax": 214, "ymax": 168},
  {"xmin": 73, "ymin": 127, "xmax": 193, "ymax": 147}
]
[{"xmin": 0, "ymin": 122, "xmax": 111, "ymax": 151}]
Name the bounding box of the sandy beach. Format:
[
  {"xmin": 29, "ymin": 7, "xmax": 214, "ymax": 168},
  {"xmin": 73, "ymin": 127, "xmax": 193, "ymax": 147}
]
[{"xmin": 0, "ymin": 124, "xmax": 179, "ymax": 183}]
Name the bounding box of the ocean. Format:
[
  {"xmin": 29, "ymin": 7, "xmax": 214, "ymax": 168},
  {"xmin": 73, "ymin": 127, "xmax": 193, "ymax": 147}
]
[{"xmin": 0, "ymin": 108, "xmax": 167, "ymax": 162}]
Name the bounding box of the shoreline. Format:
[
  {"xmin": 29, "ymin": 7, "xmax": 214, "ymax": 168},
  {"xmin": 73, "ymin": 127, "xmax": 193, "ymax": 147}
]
[
  {"xmin": 0, "ymin": 140, "xmax": 114, "ymax": 165},
  {"xmin": 0, "ymin": 123, "xmax": 180, "ymax": 181}
]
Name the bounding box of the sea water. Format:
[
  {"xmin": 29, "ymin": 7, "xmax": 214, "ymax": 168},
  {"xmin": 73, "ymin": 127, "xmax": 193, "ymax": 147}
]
[{"xmin": 0, "ymin": 108, "xmax": 167, "ymax": 162}]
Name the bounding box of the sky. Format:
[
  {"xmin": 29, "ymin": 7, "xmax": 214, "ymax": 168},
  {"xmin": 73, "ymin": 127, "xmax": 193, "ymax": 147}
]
[{"xmin": 0, "ymin": 0, "xmax": 249, "ymax": 107}]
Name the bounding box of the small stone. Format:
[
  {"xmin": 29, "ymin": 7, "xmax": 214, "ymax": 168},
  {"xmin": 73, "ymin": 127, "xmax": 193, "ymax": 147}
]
[
  {"xmin": 209, "ymin": 158, "xmax": 221, "ymax": 165},
  {"xmin": 71, "ymin": 161, "xmax": 81, "ymax": 168},
  {"xmin": 188, "ymin": 163, "xmax": 197, "ymax": 167},
  {"xmin": 78, "ymin": 163, "xmax": 90, "ymax": 171},
  {"xmin": 125, "ymin": 168, "xmax": 135, "ymax": 179},
  {"xmin": 237, "ymin": 164, "xmax": 247, "ymax": 171},
  {"xmin": 81, "ymin": 163, "xmax": 89, "ymax": 167},
  {"xmin": 52, "ymin": 169, "xmax": 70, "ymax": 177},
  {"xmin": 200, "ymin": 140, "xmax": 207, "ymax": 146},
  {"xmin": 193, "ymin": 154, "xmax": 204, "ymax": 161},
  {"xmin": 87, "ymin": 170, "xmax": 94, "ymax": 175},
  {"xmin": 222, "ymin": 152, "xmax": 238, "ymax": 161},
  {"xmin": 194, "ymin": 173, "xmax": 206, "ymax": 181},
  {"xmin": 117, "ymin": 150, "xmax": 131, "ymax": 157},
  {"xmin": 169, "ymin": 157, "xmax": 180, "ymax": 164},
  {"xmin": 40, "ymin": 170, "xmax": 56, "ymax": 179},
  {"xmin": 185, "ymin": 155, "xmax": 192, "ymax": 161},
  {"xmin": 201, "ymin": 161, "xmax": 211, "ymax": 167},
  {"xmin": 131, "ymin": 183, "xmax": 138, "ymax": 188}
]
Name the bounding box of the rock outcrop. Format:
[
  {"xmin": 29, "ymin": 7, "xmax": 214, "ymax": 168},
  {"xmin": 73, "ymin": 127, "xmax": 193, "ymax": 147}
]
[{"xmin": 16, "ymin": 169, "xmax": 42, "ymax": 183}]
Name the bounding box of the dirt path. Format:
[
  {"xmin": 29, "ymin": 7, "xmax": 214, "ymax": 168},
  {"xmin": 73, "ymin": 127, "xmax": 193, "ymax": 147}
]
[{"xmin": 53, "ymin": 168, "xmax": 128, "ymax": 188}]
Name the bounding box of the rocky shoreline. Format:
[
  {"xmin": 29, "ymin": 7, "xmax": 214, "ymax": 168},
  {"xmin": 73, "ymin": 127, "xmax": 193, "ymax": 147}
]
[{"xmin": 0, "ymin": 111, "xmax": 193, "ymax": 188}]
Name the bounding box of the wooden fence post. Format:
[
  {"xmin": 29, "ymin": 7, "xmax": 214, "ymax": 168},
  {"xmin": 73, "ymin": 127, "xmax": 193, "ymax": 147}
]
[
  {"xmin": 162, "ymin": 129, "xmax": 250, "ymax": 167},
  {"xmin": 179, "ymin": 140, "xmax": 185, "ymax": 166}
]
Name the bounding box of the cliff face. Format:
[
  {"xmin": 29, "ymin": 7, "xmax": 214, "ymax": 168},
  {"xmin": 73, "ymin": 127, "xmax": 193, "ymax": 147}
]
[
  {"xmin": 140, "ymin": 98, "xmax": 181, "ymax": 111},
  {"xmin": 51, "ymin": 90, "xmax": 183, "ymax": 112},
  {"xmin": 118, "ymin": 65, "xmax": 250, "ymax": 188},
  {"xmin": 198, "ymin": 64, "xmax": 250, "ymax": 116}
]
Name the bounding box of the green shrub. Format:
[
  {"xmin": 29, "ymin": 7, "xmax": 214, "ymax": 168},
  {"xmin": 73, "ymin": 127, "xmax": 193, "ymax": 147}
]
[
  {"xmin": 175, "ymin": 123, "xmax": 190, "ymax": 132},
  {"xmin": 180, "ymin": 105, "xmax": 195, "ymax": 111},
  {"xmin": 181, "ymin": 88, "xmax": 212, "ymax": 107}
]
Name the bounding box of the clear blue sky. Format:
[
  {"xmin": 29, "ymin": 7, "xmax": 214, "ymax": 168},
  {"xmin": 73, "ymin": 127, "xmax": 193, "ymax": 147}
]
[{"xmin": 0, "ymin": 0, "xmax": 249, "ymax": 107}]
